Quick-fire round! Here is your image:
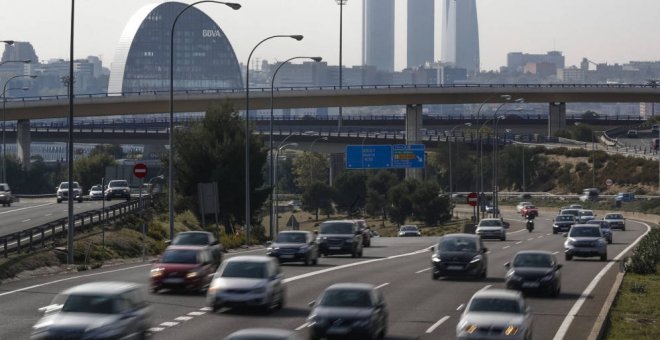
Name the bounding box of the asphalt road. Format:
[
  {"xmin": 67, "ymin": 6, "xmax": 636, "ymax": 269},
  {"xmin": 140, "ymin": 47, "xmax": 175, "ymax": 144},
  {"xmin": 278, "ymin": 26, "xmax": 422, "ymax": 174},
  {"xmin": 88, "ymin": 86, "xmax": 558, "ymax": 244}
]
[{"xmin": 0, "ymin": 211, "xmax": 649, "ymax": 340}]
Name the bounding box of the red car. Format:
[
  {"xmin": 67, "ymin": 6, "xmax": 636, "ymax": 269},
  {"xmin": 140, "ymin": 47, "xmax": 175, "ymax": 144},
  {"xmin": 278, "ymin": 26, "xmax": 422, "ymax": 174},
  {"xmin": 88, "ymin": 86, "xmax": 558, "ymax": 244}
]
[
  {"xmin": 521, "ymin": 205, "xmax": 539, "ymax": 218},
  {"xmin": 150, "ymin": 245, "xmax": 217, "ymax": 294}
]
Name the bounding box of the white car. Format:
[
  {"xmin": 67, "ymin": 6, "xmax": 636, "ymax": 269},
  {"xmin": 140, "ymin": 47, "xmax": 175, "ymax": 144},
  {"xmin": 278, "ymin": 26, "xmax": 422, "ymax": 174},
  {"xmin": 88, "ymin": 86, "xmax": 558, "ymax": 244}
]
[
  {"xmin": 476, "ymin": 218, "xmax": 506, "ymax": 241},
  {"xmin": 516, "ymin": 201, "xmax": 532, "ymax": 213},
  {"xmin": 457, "ymin": 289, "xmax": 533, "ymax": 340}
]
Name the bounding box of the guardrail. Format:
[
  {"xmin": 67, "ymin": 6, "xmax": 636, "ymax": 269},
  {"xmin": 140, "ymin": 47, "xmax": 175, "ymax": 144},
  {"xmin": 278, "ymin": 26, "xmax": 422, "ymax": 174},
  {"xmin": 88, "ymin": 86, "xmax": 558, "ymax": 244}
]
[{"xmin": 0, "ymin": 196, "xmax": 151, "ymax": 258}]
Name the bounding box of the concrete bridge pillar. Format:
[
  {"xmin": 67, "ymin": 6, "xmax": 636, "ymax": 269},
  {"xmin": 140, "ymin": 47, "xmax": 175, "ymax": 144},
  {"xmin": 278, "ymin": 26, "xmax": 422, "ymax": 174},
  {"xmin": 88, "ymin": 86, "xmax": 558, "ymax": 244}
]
[
  {"xmin": 405, "ymin": 104, "xmax": 423, "ymax": 181},
  {"xmin": 16, "ymin": 119, "xmax": 31, "ymax": 171},
  {"xmin": 548, "ymin": 102, "xmax": 566, "ymax": 137}
]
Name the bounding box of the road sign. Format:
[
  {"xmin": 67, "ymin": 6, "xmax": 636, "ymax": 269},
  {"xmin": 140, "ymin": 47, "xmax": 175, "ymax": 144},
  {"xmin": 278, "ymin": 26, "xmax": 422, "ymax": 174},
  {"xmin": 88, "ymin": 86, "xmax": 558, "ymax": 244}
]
[
  {"xmin": 467, "ymin": 192, "xmax": 478, "ymax": 207},
  {"xmin": 346, "ymin": 145, "xmax": 392, "ymax": 169},
  {"xmin": 606, "ymin": 178, "xmax": 613, "ymax": 186},
  {"xmin": 133, "ymin": 163, "xmax": 148, "ymax": 179},
  {"xmin": 392, "ymin": 144, "xmax": 425, "ymax": 168}
]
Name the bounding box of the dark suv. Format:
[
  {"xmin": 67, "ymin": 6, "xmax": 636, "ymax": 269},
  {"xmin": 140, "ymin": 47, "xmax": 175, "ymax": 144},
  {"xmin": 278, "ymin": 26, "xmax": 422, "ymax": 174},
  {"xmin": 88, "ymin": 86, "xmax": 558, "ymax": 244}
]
[
  {"xmin": 0, "ymin": 183, "xmax": 12, "ymax": 207},
  {"xmin": 317, "ymin": 220, "xmax": 363, "ymax": 258},
  {"xmin": 431, "ymin": 233, "xmax": 488, "ymax": 280}
]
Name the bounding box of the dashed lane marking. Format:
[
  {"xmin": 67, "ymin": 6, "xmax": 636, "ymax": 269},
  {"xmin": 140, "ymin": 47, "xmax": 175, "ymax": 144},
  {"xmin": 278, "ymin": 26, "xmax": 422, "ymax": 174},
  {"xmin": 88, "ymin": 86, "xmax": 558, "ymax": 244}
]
[{"xmin": 426, "ymin": 316, "xmax": 450, "ymax": 333}]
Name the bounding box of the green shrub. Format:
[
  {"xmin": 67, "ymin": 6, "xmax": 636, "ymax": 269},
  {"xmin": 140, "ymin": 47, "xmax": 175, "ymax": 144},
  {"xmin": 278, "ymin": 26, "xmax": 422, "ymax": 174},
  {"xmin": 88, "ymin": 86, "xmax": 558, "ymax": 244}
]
[{"xmin": 627, "ymin": 228, "xmax": 660, "ymax": 274}]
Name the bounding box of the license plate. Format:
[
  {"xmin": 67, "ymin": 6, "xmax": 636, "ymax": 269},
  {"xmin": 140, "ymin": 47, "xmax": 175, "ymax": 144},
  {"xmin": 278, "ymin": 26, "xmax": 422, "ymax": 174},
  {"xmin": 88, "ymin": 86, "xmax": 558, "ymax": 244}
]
[
  {"xmin": 329, "ymin": 246, "xmax": 341, "ymax": 250},
  {"xmin": 327, "ymin": 327, "xmax": 349, "ymax": 335},
  {"xmin": 163, "ymin": 278, "xmax": 184, "ymax": 284},
  {"xmin": 447, "ymin": 265, "xmax": 463, "ymax": 270},
  {"xmin": 280, "ymin": 255, "xmax": 294, "ymax": 259},
  {"xmin": 522, "ymin": 282, "xmax": 540, "ymax": 288}
]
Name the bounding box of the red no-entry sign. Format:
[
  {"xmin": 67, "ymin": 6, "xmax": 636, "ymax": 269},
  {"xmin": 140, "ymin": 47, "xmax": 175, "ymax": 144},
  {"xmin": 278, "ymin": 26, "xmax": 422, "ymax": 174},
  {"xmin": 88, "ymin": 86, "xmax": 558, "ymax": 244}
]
[
  {"xmin": 467, "ymin": 192, "xmax": 478, "ymax": 207},
  {"xmin": 133, "ymin": 163, "xmax": 148, "ymax": 179}
]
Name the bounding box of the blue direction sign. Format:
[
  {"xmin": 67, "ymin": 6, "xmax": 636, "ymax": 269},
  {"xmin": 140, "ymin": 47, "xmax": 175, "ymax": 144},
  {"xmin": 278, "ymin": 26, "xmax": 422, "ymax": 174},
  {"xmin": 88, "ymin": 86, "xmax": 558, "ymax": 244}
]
[
  {"xmin": 346, "ymin": 145, "xmax": 392, "ymax": 169},
  {"xmin": 392, "ymin": 144, "xmax": 425, "ymax": 168}
]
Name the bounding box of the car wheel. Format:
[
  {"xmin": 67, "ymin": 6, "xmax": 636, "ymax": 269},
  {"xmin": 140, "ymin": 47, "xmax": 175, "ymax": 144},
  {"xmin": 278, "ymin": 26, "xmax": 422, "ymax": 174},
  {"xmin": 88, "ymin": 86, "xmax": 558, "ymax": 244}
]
[
  {"xmin": 312, "ymin": 256, "xmax": 318, "ymax": 265},
  {"xmin": 351, "ymin": 250, "xmax": 357, "ymax": 258},
  {"xmin": 501, "ymin": 235, "xmax": 506, "ymax": 241},
  {"xmin": 553, "ymin": 229, "xmax": 558, "ymax": 234},
  {"xmin": 57, "ymin": 198, "xmax": 62, "ymax": 203},
  {"xmin": 565, "ymin": 253, "xmax": 573, "ymax": 261},
  {"xmin": 304, "ymin": 254, "xmax": 310, "ymax": 266},
  {"xmin": 151, "ymin": 287, "xmax": 159, "ymax": 294},
  {"xmin": 358, "ymin": 248, "xmax": 363, "ymax": 258},
  {"xmin": 601, "ymin": 254, "xmax": 607, "ymax": 261},
  {"xmin": 211, "ymin": 303, "xmax": 220, "ymax": 313},
  {"xmin": 622, "ymin": 227, "xmax": 626, "ymax": 231},
  {"xmin": 480, "ymin": 268, "xmax": 487, "ymax": 280},
  {"xmin": 277, "ymin": 289, "xmax": 285, "ymax": 310},
  {"xmin": 432, "ymin": 271, "xmax": 439, "ymax": 280},
  {"xmin": 608, "ymin": 239, "xmax": 612, "ymax": 244},
  {"xmin": 552, "ymin": 285, "xmax": 561, "ymax": 297}
]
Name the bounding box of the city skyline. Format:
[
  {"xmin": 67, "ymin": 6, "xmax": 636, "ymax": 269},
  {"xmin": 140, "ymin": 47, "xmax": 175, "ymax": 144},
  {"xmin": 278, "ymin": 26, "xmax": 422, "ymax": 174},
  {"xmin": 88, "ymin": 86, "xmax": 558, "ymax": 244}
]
[{"xmin": 1, "ymin": 0, "xmax": 660, "ymax": 72}]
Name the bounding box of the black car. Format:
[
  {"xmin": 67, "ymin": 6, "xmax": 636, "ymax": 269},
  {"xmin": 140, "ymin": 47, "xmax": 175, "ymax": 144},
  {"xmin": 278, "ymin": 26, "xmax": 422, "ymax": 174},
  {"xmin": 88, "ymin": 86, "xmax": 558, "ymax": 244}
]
[
  {"xmin": 316, "ymin": 220, "xmax": 363, "ymax": 258},
  {"xmin": 170, "ymin": 231, "xmax": 223, "ymax": 267},
  {"xmin": 431, "ymin": 233, "xmax": 488, "ymax": 280},
  {"xmin": 552, "ymin": 214, "xmax": 577, "ymax": 234},
  {"xmin": 267, "ymin": 230, "xmax": 319, "ymax": 265},
  {"xmin": 307, "ymin": 283, "xmax": 388, "ymax": 340},
  {"xmin": 504, "ymin": 250, "xmax": 562, "ymax": 297}
]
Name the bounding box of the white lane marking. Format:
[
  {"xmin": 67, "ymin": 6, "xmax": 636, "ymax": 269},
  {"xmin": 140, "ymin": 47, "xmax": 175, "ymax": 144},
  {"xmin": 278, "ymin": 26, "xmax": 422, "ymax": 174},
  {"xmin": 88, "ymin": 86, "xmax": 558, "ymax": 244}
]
[
  {"xmin": 45, "ymin": 213, "xmax": 53, "ymax": 217},
  {"xmin": 552, "ymin": 251, "xmax": 559, "ymax": 255},
  {"xmin": 537, "ymin": 236, "xmax": 544, "ymax": 239},
  {"xmin": 456, "ymin": 304, "xmax": 465, "ymax": 311},
  {"xmin": 502, "ymin": 246, "xmax": 510, "ymax": 249},
  {"xmin": 200, "ymin": 307, "xmax": 212, "ymax": 311},
  {"xmin": 527, "ymin": 238, "xmax": 534, "ymax": 241},
  {"xmin": 160, "ymin": 322, "xmax": 179, "ymax": 327},
  {"xmin": 375, "ymin": 282, "xmax": 390, "ymax": 290},
  {"xmin": 426, "ymin": 316, "xmax": 450, "ymax": 333},
  {"xmin": 295, "ymin": 322, "xmax": 309, "ymax": 331},
  {"xmin": 515, "ymin": 241, "xmax": 523, "ymax": 244},
  {"xmin": 478, "ymin": 285, "xmax": 492, "ymax": 292},
  {"xmin": 552, "ymin": 221, "xmax": 651, "ymax": 340},
  {"xmin": 416, "ymin": 267, "xmax": 431, "ymax": 274},
  {"xmin": 149, "ymin": 327, "xmax": 165, "ymax": 333},
  {"xmin": 0, "ymin": 202, "xmax": 54, "ymax": 215},
  {"xmin": 174, "ymin": 316, "xmax": 193, "ymax": 322},
  {"xmin": 188, "ymin": 311, "xmax": 205, "ymax": 316},
  {"xmin": 547, "ymin": 233, "xmax": 552, "ymax": 236},
  {"xmin": 21, "ymin": 219, "xmax": 31, "ymax": 223}
]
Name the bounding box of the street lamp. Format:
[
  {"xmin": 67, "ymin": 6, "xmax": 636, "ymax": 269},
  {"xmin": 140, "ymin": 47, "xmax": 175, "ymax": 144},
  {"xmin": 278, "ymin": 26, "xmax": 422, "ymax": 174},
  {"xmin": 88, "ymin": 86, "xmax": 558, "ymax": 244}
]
[
  {"xmin": 269, "ymin": 56, "xmax": 322, "ymax": 240},
  {"xmin": 309, "ymin": 136, "xmax": 328, "ymax": 183},
  {"xmin": 275, "ymin": 142, "xmax": 298, "ymax": 234},
  {"xmin": 2, "ymin": 75, "xmax": 37, "ymax": 183},
  {"xmin": 492, "ymin": 115, "xmax": 506, "ymax": 217},
  {"xmin": 245, "ymin": 34, "xmax": 303, "ymax": 247},
  {"xmin": 447, "ymin": 122, "xmax": 471, "ymax": 200},
  {"xmin": 168, "ymin": 1, "xmax": 241, "ymax": 241},
  {"xmin": 336, "ymin": 0, "xmax": 348, "ymax": 132},
  {"xmin": 1, "ymin": 40, "xmax": 14, "ymax": 45}
]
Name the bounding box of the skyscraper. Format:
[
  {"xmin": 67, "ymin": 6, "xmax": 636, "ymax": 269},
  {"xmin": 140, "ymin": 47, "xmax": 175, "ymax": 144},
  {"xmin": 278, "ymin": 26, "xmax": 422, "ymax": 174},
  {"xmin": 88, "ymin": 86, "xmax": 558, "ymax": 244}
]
[
  {"xmin": 407, "ymin": 0, "xmax": 434, "ymax": 69},
  {"xmin": 362, "ymin": 0, "xmax": 395, "ymax": 72},
  {"xmin": 441, "ymin": 0, "xmax": 480, "ymax": 76}
]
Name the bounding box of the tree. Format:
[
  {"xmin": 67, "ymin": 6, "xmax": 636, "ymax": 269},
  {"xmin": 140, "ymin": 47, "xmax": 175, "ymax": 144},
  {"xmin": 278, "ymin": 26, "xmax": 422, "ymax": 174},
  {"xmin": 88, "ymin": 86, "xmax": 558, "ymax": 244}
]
[
  {"xmin": 411, "ymin": 181, "xmax": 452, "ymax": 226},
  {"xmin": 365, "ymin": 170, "xmax": 398, "ymax": 221},
  {"xmin": 332, "ymin": 171, "xmax": 367, "ymax": 215},
  {"xmin": 302, "ymin": 181, "xmax": 333, "ymax": 221},
  {"xmin": 293, "ymin": 152, "xmax": 328, "ymax": 189},
  {"xmin": 73, "ymin": 145, "xmax": 117, "ymax": 191},
  {"xmin": 388, "ymin": 179, "xmax": 418, "ymax": 225}
]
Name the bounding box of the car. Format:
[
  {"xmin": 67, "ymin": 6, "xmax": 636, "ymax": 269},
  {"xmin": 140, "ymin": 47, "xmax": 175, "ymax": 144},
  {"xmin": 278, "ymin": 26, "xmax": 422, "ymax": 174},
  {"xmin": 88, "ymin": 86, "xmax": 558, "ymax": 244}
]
[
  {"xmin": 456, "ymin": 288, "xmax": 533, "ymax": 340},
  {"xmin": 267, "ymin": 230, "xmax": 319, "ymax": 265},
  {"xmin": 355, "ymin": 219, "xmax": 372, "ymax": 246},
  {"xmin": 150, "ymin": 245, "xmax": 217, "ymax": 294},
  {"xmin": 504, "ymin": 251, "xmax": 562, "ymax": 297},
  {"xmin": 431, "ymin": 233, "xmax": 488, "ymax": 280},
  {"xmin": 652, "ymin": 124, "xmax": 660, "ymax": 134},
  {"xmin": 0, "ymin": 182, "xmax": 12, "ymax": 207},
  {"xmin": 559, "ymin": 208, "xmax": 580, "ymax": 219},
  {"xmin": 105, "ymin": 179, "xmax": 131, "ymax": 200},
  {"xmin": 31, "ymin": 281, "xmax": 152, "ymax": 340},
  {"xmin": 484, "ymin": 203, "xmax": 499, "ymax": 215},
  {"xmin": 224, "ymin": 328, "xmax": 303, "ymax": 340},
  {"xmin": 520, "ymin": 205, "xmax": 539, "ymax": 218},
  {"xmin": 585, "ymin": 220, "xmax": 613, "ymax": 244},
  {"xmin": 564, "ymin": 224, "xmax": 608, "ymax": 261},
  {"xmin": 398, "ymin": 224, "xmax": 422, "ymax": 237},
  {"xmin": 615, "ymin": 192, "xmax": 635, "ymax": 202},
  {"xmin": 626, "ymin": 129, "xmax": 639, "ymax": 138},
  {"xmin": 307, "ymin": 283, "xmax": 388, "ymax": 340},
  {"xmin": 579, "ymin": 188, "xmax": 600, "ymax": 202},
  {"xmin": 576, "ymin": 209, "xmax": 596, "ymax": 224},
  {"xmin": 603, "ymin": 212, "xmax": 626, "ymax": 231},
  {"xmin": 170, "ymin": 231, "xmax": 224, "ymax": 266},
  {"xmin": 568, "ymin": 204, "xmax": 583, "ymax": 209},
  {"xmin": 476, "ymin": 218, "xmax": 506, "ymax": 241},
  {"xmin": 56, "ymin": 181, "xmax": 83, "ymax": 203},
  {"xmin": 88, "ymin": 184, "xmax": 104, "ymax": 200},
  {"xmin": 516, "ymin": 201, "xmax": 532, "ymax": 213},
  {"xmin": 552, "ymin": 214, "xmax": 576, "ymax": 234},
  {"xmin": 316, "ymin": 220, "xmax": 363, "ymax": 257},
  {"xmin": 207, "ymin": 255, "xmax": 285, "ymax": 313}
]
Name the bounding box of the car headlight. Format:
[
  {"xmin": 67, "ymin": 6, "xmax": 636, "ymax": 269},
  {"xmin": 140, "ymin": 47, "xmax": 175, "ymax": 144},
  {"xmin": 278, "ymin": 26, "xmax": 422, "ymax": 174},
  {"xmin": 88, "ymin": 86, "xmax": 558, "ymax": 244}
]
[
  {"xmin": 298, "ymin": 246, "xmax": 309, "ymax": 253},
  {"xmin": 186, "ymin": 271, "xmax": 199, "ymax": 279},
  {"xmin": 470, "ymin": 254, "xmax": 482, "ymax": 263},
  {"xmin": 399, "ymin": 232, "xmax": 405, "ymax": 236},
  {"xmin": 267, "ymin": 246, "xmax": 279, "ymax": 251},
  {"xmin": 504, "ymin": 325, "xmax": 520, "ymax": 336},
  {"xmin": 506, "ymin": 271, "xmax": 522, "ymax": 281},
  {"xmin": 431, "ymin": 254, "xmax": 441, "ymax": 262},
  {"xmin": 150, "ymin": 267, "xmax": 164, "ymax": 277},
  {"xmin": 317, "ymin": 236, "xmax": 327, "ymax": 241},
  {"xmin": 540, "ymin": 273, "xmax": 554, "ymax": 282},
  {"xmin": 565, "ymin": 238, "xmax": 575, "ymax": 246},
  {"xmin": 464, "ymin": 324, "xmax": 478, "ymax": 334}
]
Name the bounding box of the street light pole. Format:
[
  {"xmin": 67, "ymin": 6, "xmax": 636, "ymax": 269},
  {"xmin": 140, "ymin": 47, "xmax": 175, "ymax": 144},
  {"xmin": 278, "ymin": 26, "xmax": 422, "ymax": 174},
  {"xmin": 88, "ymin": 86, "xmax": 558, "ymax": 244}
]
[
  {"xmin": 245, "ymin": 34, "xmax": 303, "ymax": 247},
  {"xmin": 492, "ymin": 115, "xmax": 505, "ymax": 216},
  {"xmin": 275, "ymin": 142, "xmax": 297, "ymax": 234},
  {"xmin": 67, "ymin": 0, "xmax": 75, "ymax": 266},
  {"xmin": 448, "ymin": 123, "xmax": 471, "ymax": 200},
  {"xmin": 2, "ymin": 75, "xmax": 36, "ymax": 183},
  {"xmin": 168, "ymin": 1, "xmax": 240, "ymax": 241},
  {"xmin": 269, "ymin": 56, "xmax": 321, "ymax": 240},
  {"xmin": 336, "ymin": 0, "xmax": 347, "ymax": 132}
]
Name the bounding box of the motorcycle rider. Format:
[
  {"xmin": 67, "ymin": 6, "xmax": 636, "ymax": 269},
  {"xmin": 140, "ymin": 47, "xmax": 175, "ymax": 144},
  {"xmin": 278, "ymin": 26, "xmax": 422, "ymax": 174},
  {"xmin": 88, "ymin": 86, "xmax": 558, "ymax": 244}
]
[{"xmin": 525, "ymin": 214, "xmax": 535, "ymax": 232}]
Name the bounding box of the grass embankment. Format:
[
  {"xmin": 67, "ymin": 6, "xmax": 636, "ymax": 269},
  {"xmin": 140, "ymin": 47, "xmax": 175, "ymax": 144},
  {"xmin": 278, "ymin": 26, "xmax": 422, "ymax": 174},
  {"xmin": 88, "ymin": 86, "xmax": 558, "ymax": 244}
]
[{"xmin": 605, "ymin": 271, "xmax": 660, "ymax": 340}]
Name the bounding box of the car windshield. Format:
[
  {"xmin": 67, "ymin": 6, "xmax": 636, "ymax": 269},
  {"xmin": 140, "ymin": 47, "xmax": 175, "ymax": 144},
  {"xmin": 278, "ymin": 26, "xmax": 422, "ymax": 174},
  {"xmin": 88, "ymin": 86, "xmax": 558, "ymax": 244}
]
[
  {"xmin": 570, "ymin": 227, "xmax": 601, "ymax": 237},
  {"xmin": 401, "ymin": 226, "xmax": 418, "ymax": 231},
  {"xmin": 320, "ymin": 222, "xmax": 354, "ymax": 234},
  {"xmin": 109, "ymin": 181, "xmax": 128, "ymax": 188},
  {"xmin": 0, "ymin": 184, "xmax": 8, "ymax": 191},
  {"xmin": 523, "ymin": 205, "xmax": 536, "ymax": 209},
  {"xmin": 276, "ymin": 232, "xmax": 307, "ymax": 243},
  {"xmin": 579, "ymin": 211, "xmax": 594, "ymax": 216},
  {"xmin": 479, "ymin": 220, "xmax": 502, "ymax": 227},
  {"xmin": 439, "ymin": 238, "xmax": 477, "ymax": 252},
  {"xmin": 556, "ymin": 215, "xmax": 573, "ymax": 221},
  {"xmin": 587, "ymin": 221, "xmax": 608, "ymax": 228},
  {"xmin": 91, "ymin": 185, "xmax": 101, "ymax": 191},
  {"xmin": 59, "ymin": 182, "xmax": 80, "ymax": 189},
  {"xmin": 606, "ymin": 214, "xmax": 623, "ymax": 219},
  {"xmin": 173, "ymin": 233, "xmax": 209, "ymax": 246},
  {"xmin": 160, "ymin": 249, "xmax": 198, "ymax": 264},
  {"xmin": 60, "ymin": 294, "xmax": 118, "ymax": 314},
  {"xmin": 513, "ymin": 254, "xmax": 553, "ymax": 268},
  {"xmin": 221, "ymin": 261, "xmax": 267, "ymax": 279},
  {"xmin": 561, "ymin": 210, "xmax": 579, "ymax": 216},
  {"xmin": 319, "ymin": 289, "xmax": 373, "ymax": 308},
  {"xmin": 468, "ymin": 297, "xmax": 521, "ymax": 314}
]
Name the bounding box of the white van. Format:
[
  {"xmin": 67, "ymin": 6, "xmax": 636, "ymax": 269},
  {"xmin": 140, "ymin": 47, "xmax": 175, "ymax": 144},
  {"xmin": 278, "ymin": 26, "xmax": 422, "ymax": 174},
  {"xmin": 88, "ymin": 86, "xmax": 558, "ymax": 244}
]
[{"xmin": 579, "ymin": 188, "xmax": 600, "ymax": 202}]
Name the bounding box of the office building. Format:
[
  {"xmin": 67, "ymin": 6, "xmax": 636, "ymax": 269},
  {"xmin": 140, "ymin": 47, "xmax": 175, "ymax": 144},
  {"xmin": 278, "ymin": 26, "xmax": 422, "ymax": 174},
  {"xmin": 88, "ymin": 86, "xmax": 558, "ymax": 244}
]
[
  {"xmin": 507, "ymin": 51, "xmax": 565, "ymax": 73},
  {"xmin": 362, "ymin": 0, "xmax": 395, "ymax": 72},
  {"xmin": 407, "ymin": 0, "xmax": 435, "ymax": 68},
  {"xmin": 441, "ymin": 0, "xmax": 480, "ymax": 76},
  {"xmin": 108, "ymin": 1, "xmax": 242, "ymax": 93}
]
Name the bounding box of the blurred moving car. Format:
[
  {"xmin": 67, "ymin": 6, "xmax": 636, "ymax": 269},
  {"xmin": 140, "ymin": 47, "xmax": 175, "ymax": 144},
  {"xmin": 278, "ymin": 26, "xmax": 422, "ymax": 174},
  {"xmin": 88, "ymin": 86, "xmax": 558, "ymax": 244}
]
[
  {"xmin": 56, "ymin": 181, "xmax": 83, "ymax": 203},
  {"xmin": 355, "ymin": 219, "xmax": 372, "ymax": 247},
  {"xmin": 615, "ymin": 192, "xmax": 635, "ymax": 202},
  {"xmin": 0, "ymin": 182, "xmax": 12, "ymax": 207},
  {"xmin": 150, "ymin": 245, "xmax": 217, "ymax": 294},
  {"xmin": 484, "ymin": 203, "xmax": 499, "ymax": 215},
  {"xmin": 307, "ymin": 283, "xmax": 388, "ymax": 340},
  {"xmin": 579, "ymin": 188, "xmax": 600, "ymax": 202},
  {"xmin": 552, "ymin": 214, "xmax": 576, "ymax": 234},
  {"xmin": 476, "ymin": 218, "xmax": 506, "ymax": 241},
  {"xmin": 626, "ymin": 129, "xmax": 638, "ymax": 138},
  {"xmin": 520, "ymin": 205, "xmax": 539, "ymax": 218},
  {"xmin": 31, "ymin": 282, "xmax": 152, "ymax": 340},
  {"xmin": 576, "ymin": 209, "xmax": 596, "ymax": 224},
  {"xmin": 652, "ymin": 124, "xmax": 660, "ymax": 134},
  {"xmin": 516, "ymin": 201, "xmax": 532, "ymax": 213},
  {"xmin": 267, "ymin": 230, "xmax": 319, "ymax": 265},
  {"xmin": 504, "ymin": 251, "xmax": 562, "ymax": 297},
  {"xmin": 456, "ymin": 289, "xmax": 533, "ymax": 340},
  {"xmin": 170, "ymin": 231, "xmax": 223, "ymax": 266},
  {"xmin": 398, "ymin": 224, "xmax": 422, "ymax": 237},
  {"xmin": 603, "ymin": 212, "xmax": 626, "ymax": 231},
  {"xmin": 316, "ymin": 220, "xmax": 363, "ymax": 258},
  {"xmin": 105, "ymin": 179, "xmax": 131, "ymax": 201},
  {"xmin": 88, "ymin": 184, "xmax": 104, "ymax": 200},
  {"xmin": 207, "ymin": 256, "xmax": 285, "ymax": 313},
  {"xmin": 224, "ymin": 328, "xmax": 302, "ymax": 340},
  {"xmin": 431, "ymin": 233, "xmax": 488, "ymax": 280},
  {"xmin": 585, "ymin": 220, "xmax": 613, "ymax": 244},
  {"xmin": 564, "ymin": 224, "xmax": 608, "ymax": 261}
]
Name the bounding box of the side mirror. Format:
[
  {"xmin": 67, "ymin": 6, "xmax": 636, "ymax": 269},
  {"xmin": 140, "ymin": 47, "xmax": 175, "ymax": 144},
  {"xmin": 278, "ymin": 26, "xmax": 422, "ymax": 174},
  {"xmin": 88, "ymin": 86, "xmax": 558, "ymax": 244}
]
[
  {"xmin": 266, "ymin": 240, "xmax": 272, "ymax": 245},
  {"xmin": 482, "ymin": 248, "xmax": 488, "ymax": 253},
  {"xmin": 430, "ymin": 246, "xmax": 435, "ymax": 252},
  {"xmin": 504, "ymin": 262, "xmax": 510, "ymax": 268},
  {"xmin": 562, "ymin": 233, "xmax": 568, "ymax": 237},
  {"xmin": 556, "ymin": 264, "xmax": 563, "ymax": 270}
]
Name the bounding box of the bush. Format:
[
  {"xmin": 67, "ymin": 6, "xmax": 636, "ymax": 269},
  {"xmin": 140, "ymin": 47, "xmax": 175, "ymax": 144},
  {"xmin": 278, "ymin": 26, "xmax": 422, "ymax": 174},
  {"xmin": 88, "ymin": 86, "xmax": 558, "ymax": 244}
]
[{"xmin": 626, "ymin": 228, "xmax": 660, "ymax": 274}]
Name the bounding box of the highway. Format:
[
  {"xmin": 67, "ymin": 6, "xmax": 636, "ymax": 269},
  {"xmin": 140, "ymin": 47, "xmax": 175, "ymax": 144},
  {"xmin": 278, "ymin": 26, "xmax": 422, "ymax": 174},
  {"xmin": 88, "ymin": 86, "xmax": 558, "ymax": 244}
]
[{"xmin": 0, "ymin": 209, "xmax": 649, "ymax": 340}]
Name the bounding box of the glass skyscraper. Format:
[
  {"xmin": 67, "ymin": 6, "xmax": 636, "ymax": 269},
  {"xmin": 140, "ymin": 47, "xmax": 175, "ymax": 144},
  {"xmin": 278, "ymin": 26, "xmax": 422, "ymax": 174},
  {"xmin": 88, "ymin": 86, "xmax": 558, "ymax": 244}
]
[
  {"xmin": 441, "ymin": 0, "xmax": 480, "ymax": 76},
  {"xmin": 407, "ymin": 0, "xmax": 434, "ymax": 69},
  {"xmin": 108, "ymin": 1, "xmax": 242, "ymax": 94},
  {"xmin": 362, "ymin": 0, "xmax": 395, "ymax": 73}
]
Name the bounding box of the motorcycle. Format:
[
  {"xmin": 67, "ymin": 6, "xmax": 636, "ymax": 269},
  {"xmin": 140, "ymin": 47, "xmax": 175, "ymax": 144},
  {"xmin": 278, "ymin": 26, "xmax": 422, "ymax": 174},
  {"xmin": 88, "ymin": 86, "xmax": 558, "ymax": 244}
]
[{"xmin": 526, "ymin": 215, "xmax": 535, "ymax": 232}]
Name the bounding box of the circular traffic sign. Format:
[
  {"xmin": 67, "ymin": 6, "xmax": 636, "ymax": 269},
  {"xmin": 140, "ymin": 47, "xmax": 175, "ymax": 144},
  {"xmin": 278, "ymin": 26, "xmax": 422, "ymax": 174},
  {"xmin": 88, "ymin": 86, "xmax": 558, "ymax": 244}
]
[
  {"xmin": 133, "ymin": 163, "xmax": 148, "ymax": 179},
  {"xmin": 606, "ymin": 178, "xmax": 613, "ymax": 186},
  {"xmin": 467, "ymin": 192, "xmax": 478, "ymax": 207}
]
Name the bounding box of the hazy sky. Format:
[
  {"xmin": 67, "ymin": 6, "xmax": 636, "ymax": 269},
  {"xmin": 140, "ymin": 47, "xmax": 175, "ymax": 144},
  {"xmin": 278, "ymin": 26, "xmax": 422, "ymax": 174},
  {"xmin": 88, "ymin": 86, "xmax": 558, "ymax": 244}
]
[{"xmin": 2, "ymin": 0, "xmax": 660, "ymax": 72}]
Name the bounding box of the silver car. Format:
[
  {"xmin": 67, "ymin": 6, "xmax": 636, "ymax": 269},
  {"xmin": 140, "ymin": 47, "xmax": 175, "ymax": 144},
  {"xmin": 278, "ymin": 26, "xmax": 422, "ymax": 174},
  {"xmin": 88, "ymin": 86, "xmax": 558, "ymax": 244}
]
[
  {"xmin": 31, "ymin": 281, "xmax": 152, "ymax": 340},
  {"xmin": 207, "ymin": 255, "xmax": 285, "ymax": 313},
  {"xmin": 224, "ymin": 328, "xmax": 302, "ymax": 340},
  {"xmin": 476, "ymin": 218, "xmax": 506, "ymax": 241},
  {"xmin": 603, "ymin": 212, "xmax": 626, "ymax": 231},
  {"xmin": 564, "ymin": 224, "xmax": 608, "ymax": 261},
  {"xmin": 456, "ymin": 289, "xmax": 532, "ymax": 340}
]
